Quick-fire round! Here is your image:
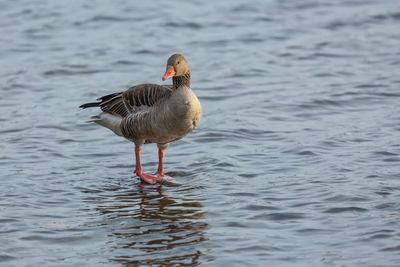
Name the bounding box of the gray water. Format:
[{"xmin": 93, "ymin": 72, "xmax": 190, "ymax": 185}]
[{"xmin": 1, "ymin": 0, "xmax": 400, "ymax": 266}]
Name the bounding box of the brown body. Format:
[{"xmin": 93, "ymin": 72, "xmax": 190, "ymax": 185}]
[
  {"xmin": 118, "ymin": 84, "xmax": 201, "ymax": 145},
  {"xmin": 81, "ymin": 54, "xmax": 202, "ymax": 151}
]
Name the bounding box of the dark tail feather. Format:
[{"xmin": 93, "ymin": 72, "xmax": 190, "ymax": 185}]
[
  {"xmin": 80, "ymin": 91, "xmax": 123, "ymax": 109},
  {"xmin": 79, "ymin": 102, "xmax": 100, "ymax": 109},
  {"xmin": 97, "ymin": 92, "xmax": 122, "ymax": 102}
]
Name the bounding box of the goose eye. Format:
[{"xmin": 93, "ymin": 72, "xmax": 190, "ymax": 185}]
[{"xmin": 177, "ymin": 61, "xmax": 180, "ymax": 65}]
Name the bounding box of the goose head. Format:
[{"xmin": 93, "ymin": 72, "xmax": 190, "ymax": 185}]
[{"xmin": 162, "ymin": 54, "xmax": 190, "ymax": 81}]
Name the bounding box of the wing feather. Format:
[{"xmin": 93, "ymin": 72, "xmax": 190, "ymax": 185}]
[{"xmin": 95, "ymin": 84, "xmax": 172, "ymax": 117}]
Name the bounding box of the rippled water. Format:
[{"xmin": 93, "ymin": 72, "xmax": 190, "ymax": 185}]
[{"xmin": 1, "ymin": 0, "xmax": 400, "ymax": 266}]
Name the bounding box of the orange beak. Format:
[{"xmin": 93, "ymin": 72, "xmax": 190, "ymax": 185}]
[{"xmin": 162, "ymin": 65, "xmax": 175, "ymax": 81}]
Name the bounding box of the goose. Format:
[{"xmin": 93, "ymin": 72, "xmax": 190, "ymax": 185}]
[{"xmin": 80, "ymin": 54, "xmax": 202, "ymax": 184}]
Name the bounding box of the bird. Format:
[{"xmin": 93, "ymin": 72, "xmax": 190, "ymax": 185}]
[{"xmin": 79, "ymin": 54, "xmax": 202, "ymax": 184}]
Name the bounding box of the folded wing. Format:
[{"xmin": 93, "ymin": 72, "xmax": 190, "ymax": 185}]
[{"xmin": 81, "ymin": 84, "xmax": 173, "ymax": 118}]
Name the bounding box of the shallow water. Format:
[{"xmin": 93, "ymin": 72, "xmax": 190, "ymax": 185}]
[{"xmin": 1, "ymin": 0, "xmax": 400, "ymax": 266}]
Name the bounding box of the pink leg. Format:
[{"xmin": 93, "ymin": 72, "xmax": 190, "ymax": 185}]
[
  {"xmin": 134, "ymin": 145, "xmax": 164, "ymax": 184},
  {"xmin": 157, "ymin": 147, "xmax": 166, "ymax": 178}
]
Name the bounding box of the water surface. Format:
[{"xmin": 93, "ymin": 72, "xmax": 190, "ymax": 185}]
[{"xmin": 1, "ymin": 0, "xmax": 400, "ymax": 266}]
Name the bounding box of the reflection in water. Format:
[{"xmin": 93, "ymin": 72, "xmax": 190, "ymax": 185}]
[{"xmin": 95, "ymin": 183, "xmax": 209, "ymax": 266}]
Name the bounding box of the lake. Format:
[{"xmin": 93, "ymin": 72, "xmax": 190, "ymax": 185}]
[{"xmin": 1, "ymin": 0, "xmax": 400, "ymax": 266}]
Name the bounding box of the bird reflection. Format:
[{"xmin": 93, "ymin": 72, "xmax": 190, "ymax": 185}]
[{"xmin": 95, "ymin": 183, "xmax": 209, "ymax": 267}]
